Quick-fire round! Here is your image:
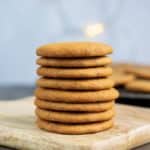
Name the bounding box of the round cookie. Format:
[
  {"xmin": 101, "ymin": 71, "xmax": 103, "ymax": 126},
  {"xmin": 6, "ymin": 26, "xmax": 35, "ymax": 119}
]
[
  {"xmin": 36, "ymin": 42, "xmax": 112, "ymax": 58},
  {"xmin": 112, "ymin": 63, "xmax": 134, "ymax": 73},
  {"xmin": 110, "ymin": 72, "xmax": 135, "ymax": 86},
  {"xmin": 36, "ymin": 78, "xmax": 114, "ymax": 90},
  {"xmin": 37, "ymin": 118, "xmax": 113, "ymax": 134},
  {"xmin": 35, "ymin": 88, "xmax": 119, "ymax": 103},
  {"xmin": 35, "ymin": 99, "xmax": 114, "ymax": 112},
  {"xmin": 125, "ymin": 79, "xmax": 150, "ymax": 93},
  {"xmin": 126, "ymin": 67, "xmax": 150, "ymax": 79},
  {"xmin": 36, "ymin": 108, "xmax": 114, "ymax": 123},
  {"xmin": 36, "ymin": 56, "xmax": 112, "ymax": 68},
  {"xmin": 37, "ymin": 67, "xmax": 112, "ymax": 78}
]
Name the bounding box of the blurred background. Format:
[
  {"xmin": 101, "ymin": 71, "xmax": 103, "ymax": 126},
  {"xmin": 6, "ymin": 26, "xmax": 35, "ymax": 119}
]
[{"xmin": 0, "ymin": 0, "xmax": 150, "ymax": 99}]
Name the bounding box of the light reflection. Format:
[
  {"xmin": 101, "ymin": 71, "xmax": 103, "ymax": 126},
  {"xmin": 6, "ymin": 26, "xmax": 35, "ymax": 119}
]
[{"xmin": 84, "ymin": 23, "xmax": 104, "ymax": 38}]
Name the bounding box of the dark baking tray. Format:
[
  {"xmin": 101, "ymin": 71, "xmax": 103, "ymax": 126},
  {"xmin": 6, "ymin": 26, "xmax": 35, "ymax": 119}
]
[{"xmin": 117, "ymin": 88, "xmax": 150, "ymax": 107}]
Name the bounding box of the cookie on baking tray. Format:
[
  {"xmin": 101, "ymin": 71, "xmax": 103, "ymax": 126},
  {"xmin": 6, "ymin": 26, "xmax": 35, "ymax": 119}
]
[
  {"xmin": 126, "ymin": 66, "xmax": 150, "ymax": 80},
  {"xmin": 110, "ymin": 72, "xmax": 135, "ymax": 86},
  {"xmin": 112, "ymin": 62, "xmax": 134, "ymax": 73},
  {"xmin": 125, "ymin": 79, "xmax": 150, "ymax": 93}
]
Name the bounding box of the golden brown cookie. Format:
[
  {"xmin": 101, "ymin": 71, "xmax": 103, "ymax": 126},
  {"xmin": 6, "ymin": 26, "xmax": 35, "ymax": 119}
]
[
  {"xmin": 36, "ymin": 56, "xmax": 112, "ymax": 68},
  {"xmin": 126, "ymin": 66, "xmax": 150, "ymax": 79},
  {"xmin": 37, "ymin": 67, "xmax": 112, "ymax": 78},
  {"xmin": 35, "ymin": 88, "xmax": 119, "ymax": 103},
  {"xmin": 110, "ymin": 72, "xmax": 135, "ymax": 86},
  {"xmin": 125, "ymin": 79, "xmax": 150, "ymax": 93},
  {"xmin": 36, "ymin": 78, "xmax": 114, "ymax": 90},
  {"xmin": 36, "ymin": 107, "xmax": 114, "ymax": 124},
  {"xmin": 37, "ymin": 118, "xmax": 113, "ymax": 134},
  {"xmin": 35, "ymin": 99, "xmax": 114, "ymax": 112},
  {"xmin": 112, "ymin": 62, "xmax": 134, "ymax": 73},
  {"xmin": 36, "ymin": 42, "xmax": 112, "ymax": 58}
]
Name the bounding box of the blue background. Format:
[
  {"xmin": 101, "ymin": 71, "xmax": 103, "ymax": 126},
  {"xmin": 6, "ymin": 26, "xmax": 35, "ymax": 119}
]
[{"xmin": 0, "ymin": 0, "xmax": 150, "ymax": 85}]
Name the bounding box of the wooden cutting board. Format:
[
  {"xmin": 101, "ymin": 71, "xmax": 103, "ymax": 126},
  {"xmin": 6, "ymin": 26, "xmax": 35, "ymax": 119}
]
[{"xmin": 0, "ymin": 97, "xmax": 150, "ymax": 150}]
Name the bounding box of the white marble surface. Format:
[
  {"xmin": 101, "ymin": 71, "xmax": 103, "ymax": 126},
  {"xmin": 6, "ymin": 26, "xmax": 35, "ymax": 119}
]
[{"xmin": 0, "ymin": 0, "xmax": 150, "ymax": 84}]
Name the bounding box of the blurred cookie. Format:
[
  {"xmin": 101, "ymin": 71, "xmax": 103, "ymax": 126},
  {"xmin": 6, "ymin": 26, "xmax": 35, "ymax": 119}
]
[
  {"xmin": 36, "ymin": 107, "xmax": 114, "ymax": 123},
  {"xmin": 36, "ymin": 56, "xmax": 112, "ymax": 68},
  {"xmin": 126, "ymin": 66, "xmax": 150, "ymax": 79},
  {"xmin": 125, "ymin": 79, "xmax": 150, "ymax": 93},
  {"xmin": 35, "ymin": 88, "xmax": 119, "ymax": 103},
  {"xmin": 37, "ymin": 67, "xmax": 112, "ymax": 78},
  {"xmin": 36, "ymin": 42, "xmax": 112, "ymax": 58},
  {"xmin": 112, "ymin": 63, "xmax": 134, "ymax": 73},
  {"xmin": 110, "ymin": 72, "xmax": 135, "ymax": 86},
  {"xmin": 37, "ymin": 118, "xmax": 113, "ymax": 134},
  {"xmin": 35, "ymin": 99, "xmax": 114, "ymax": 112},
  {"xmin": 36, "ymin": 78, "xmax": 114, "ymax": 90}
]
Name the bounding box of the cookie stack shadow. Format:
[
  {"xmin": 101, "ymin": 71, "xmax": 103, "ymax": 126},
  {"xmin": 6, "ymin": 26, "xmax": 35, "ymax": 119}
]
[{"xmin": 35, "ymin": 42, "xmax": 119, "ymax": 134}]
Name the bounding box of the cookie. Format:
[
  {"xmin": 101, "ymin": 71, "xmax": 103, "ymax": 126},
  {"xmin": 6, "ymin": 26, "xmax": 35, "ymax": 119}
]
[
  {"xmin": 37, "ymin": 67, "xmax": 112, "ymax": 78},
  {"xmin": 36, "ymin": 78, "xmax": 114, "ymax": 90},
  {"xmin": 125, "ymin": 79, "xmax": 150, "ymax": 93},
  {"xmin": 36, "ymin": 42, "xmax": 112, "ymax": 58},
  {"xmin": 112, "ymin": 63, "xmax": 134, "ymax": 73},
  {"xmin": 37, "ymin": 118, "xmax": 113, "ymax": 134},
  {"xmin": 35, "ymin": 88, "xmax": 119, "ymax": 103},
  {"xmin": 126, "ymin": 66, "xmax": 150, "ymax": 79},
  {"xmin": 36, "ymin": 107, "xmax": 114, "ymax": 124},
  {"xmin": 110, "ymin": 72, "xmax": 135, "ymax": 86},
  {"xmin": 36, "ymin": 56, "xmax": 112, "ymax": 68},
  {"xmin": 35, "ymin": 99, "xmax": 114, "ymax": 112}
]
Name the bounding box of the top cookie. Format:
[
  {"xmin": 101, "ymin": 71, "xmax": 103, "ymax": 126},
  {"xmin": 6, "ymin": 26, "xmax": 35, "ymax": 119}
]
[{"xmin": 36, "ymin": 42, "xmax": 112, "ymax": 58}]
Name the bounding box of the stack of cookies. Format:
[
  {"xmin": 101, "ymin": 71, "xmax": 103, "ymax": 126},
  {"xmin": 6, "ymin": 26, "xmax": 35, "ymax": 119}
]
[{"xmin": 35, "ymin": 42, "xmax": 119, "ymax": 134}]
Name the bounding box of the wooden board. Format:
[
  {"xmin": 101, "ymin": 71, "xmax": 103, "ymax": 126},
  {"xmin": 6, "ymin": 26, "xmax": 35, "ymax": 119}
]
[{"xmin": 0, "ymin": 97, "xmax": 150, "ymax": 150}]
